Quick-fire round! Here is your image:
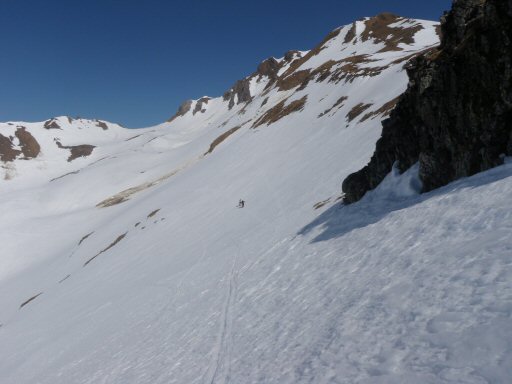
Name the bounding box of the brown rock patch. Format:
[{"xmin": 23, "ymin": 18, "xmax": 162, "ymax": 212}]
[
  {"xmin": 252, "ymin": 96, "xmax": 308, "ymax": 128},
  {"xmin": 329, "ymin": 55, "xmax": 387, "ymax": 84},
  {"xmin": 193, "ymin": 97, "xmax": 211, "ymax": 115},
  {"xmin": 67, "ymin": 145, "xmax": 95, "ymax": 161},
  {"xmin": 224, "ymin": 78, "xmax": 253, "ymax": 109},
  {"xmin": 0, "ymin": 134, "xmax": 21, "ymax": 162},
  {"xmin": 347, "ymin": 103, "xmax": 373, "ymax": 122},
  {"xmin": 344, "ymin": 22, "xmax": 357, "ymax": 43},
  {"xmin": 147, "ymin": 209, "xmax": 160, "ymax": 218},
  {"xmin": 98, "ymin": 195, "xmax": 127, "ymax": 208},
  {"xmin": 361, "ymin": 13, "xmax": 424, "ymax": 53},
  {"xmin": 205, "ymin": 125, "xmax": 242, "ymax": 155},
  {"xmin": 15, "ymin": 127, "xmax": 40, "ymax": 159},
  {"xmin": 19, "ymin": 292, "xmax": 43, "ymax": 309},
  {"xmin": 360, "ymin": 96, "xmax": 401, "ymax": 122},
  {"xmin": 78, "ymin": 232, "xmax": 94, "ymax": 246},
  {"xmin": 281, "ymin": 28, "xmax": 342, "ymax": 79},
  {"xmin": 56, "ymin": 141, "xmax": 95, "ymax": 162},
  {"xmin": 167, "ymin": 100, "xmax": 193, "ymax": 122},
  {"xmin": 96, "ymin": 120, "xmax": 108, "ymax": 130},
  {"xmin": 84, "ymin": 233, "xmax": 127, "ymax": 267},
  {"xmin": 277, "ymin": 70, "xmax": 312, "ymax": 91},
  {"xmin": 318, "ymin": 96, "xmax": 348, "ymax": 117},
  {"xmin": 44, "ymin": 119, "xmax": 62, "ymax": 130}
]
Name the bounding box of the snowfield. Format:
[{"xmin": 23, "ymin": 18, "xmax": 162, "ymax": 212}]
[{"xmin": 1, "ymin": 15, "xmax": 511, "ymax": 384}]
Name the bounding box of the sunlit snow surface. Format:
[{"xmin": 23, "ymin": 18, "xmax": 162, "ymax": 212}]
[{"xmin": 1, "ymin": 17, "xmax": 511, "ymax": 384}]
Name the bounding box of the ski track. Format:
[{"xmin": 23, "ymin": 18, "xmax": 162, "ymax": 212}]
[
  {"xmin": 204, "ymin": 245, "xmax": 239, "ymax": 384},
  {"xmin": 202, "ymin": 164, "xmax": 287, "ymax": 384}
]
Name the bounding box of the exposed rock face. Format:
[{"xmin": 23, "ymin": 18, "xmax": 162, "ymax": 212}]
[
  {"xmin": 223, "ymin": 57, "xmax": 292, "ymax": 110},
  {"xmin": 193, "ymin": 97, "xmax": 211, "ymax": 115},
  {"xmin": 56, "ymin": 141, "xmax": 95, "ymax": 162},
  {"xmin": 15, "ymin": 127, "xmax": 40, "ymax": 159},
  {"xmin": 342, "ymin": 0, "xmax": 512, "ymax": 203},
  {"xmin": 224, "ymin": 78, "xmax": 253, "ymax": 109},
  {"xmin": 170, "ymin": 14, "xmax": 429, "ymax": 120},
  {"xmin": 95, "ymin": 120, "xmax": 109, "ymax": 130},
  {"xmin": 167, "ymin": 100, "xmax": 193, "ymax": 122},
  {"xmin": 44, "ymin": 119, "xmax": 62, "ymax": 129},
  {"xmin": 0, "ymin": 127, "xmax": 40, "ymax": 161},
  {"xmin": 256, "ymin": 57, "xmax": 280, "ymax": 79},
  {"xmin": 360, "ymin": 13, "xmax": 424, "ymax": 52},
  {"xmin": 204, "ymin": 125, "xmax": 242, "ymax": 155},
  {"xmin": 252, "ymin": 96, "xmax": 308, "ymax": 128},
  {"xmin": 0, "ymin": 134, "xmax": 20, "ymax": 162}
]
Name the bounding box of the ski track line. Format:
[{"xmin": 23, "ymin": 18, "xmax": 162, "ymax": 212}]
[{"xmin": 203, "ymin": 245, "xmax": 239, "ymax": 384}]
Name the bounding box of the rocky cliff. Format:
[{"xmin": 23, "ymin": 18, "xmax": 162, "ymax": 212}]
[{"xmin": 342, "ymin": 0, "xmax": 512, "ymax": 203}]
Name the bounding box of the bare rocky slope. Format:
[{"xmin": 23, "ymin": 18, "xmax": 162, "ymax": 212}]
[{"xmin": 343, "ymin": 0, "xmax": 512, "ymax": 203}]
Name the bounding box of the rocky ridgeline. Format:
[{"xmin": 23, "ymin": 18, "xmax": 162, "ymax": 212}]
[
  {"xmin": 342, "ymin": 0, "xmax": 512, "ymax": 203},
  {"xmin": 168, "ymin": 13, "xmax": 436, "ymax": 123}
]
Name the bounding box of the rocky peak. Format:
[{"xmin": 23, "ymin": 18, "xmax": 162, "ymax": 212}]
[
  {"xmin": 44, "ymin": 118, "xmax": 62, "ymax": 130},
  {"xmin": 193, "ymin": 97, "xmax": 211, "ymax": 115},
  {"xmin": 283, "ymin": 50, "xmax": 302, "ymax": 62},
  {"xmin": 167, "ymin": 100, "xmax": 193, "ymax": 122},
  {"xmin": 166, "ymin": 15, "xmax": 438, "ymax": 126},
  {"xmin": 256, "ymin": 57, "xmax": 280, "ymax": 79},
  {"xmin": 361, "ymin": 13, "xmax": 427, "ymax": 51},
  {"xmin": 223, "ymin": 79, "xmax": 253, "ymax": 109}
]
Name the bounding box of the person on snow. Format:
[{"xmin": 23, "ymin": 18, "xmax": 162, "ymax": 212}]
[{"xmin": 238, "ymin": 199, "xmax": 245, "ymax": 208}]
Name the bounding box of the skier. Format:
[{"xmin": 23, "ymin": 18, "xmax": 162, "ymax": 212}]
[{"xmin": 238, "ymin": 199, "xmax": 245, "ymax": 208}]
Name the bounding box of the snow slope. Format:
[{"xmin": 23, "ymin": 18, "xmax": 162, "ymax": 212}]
[{"xmin": 1, "ymin": 14, "xmax": 511, "ymax": 384}]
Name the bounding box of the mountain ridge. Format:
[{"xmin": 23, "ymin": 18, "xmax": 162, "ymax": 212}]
[{"xmin": 1, "ymin": 13, "xmax": 439, "ymax": 193}]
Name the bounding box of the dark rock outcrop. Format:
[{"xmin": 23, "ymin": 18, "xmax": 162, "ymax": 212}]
[
  {"xmin": 283, "ymin": 50, "xmax": 302, "ymax": 62},
  {"xmin": 56, "ymin": 141, "xmax": 95, "ymax": 162},
  {"xmin": 223, "ymin": 78, "xmax": 253, "ymax": 109},
  {"xmin": 256, "ymin": 57, "xmax": 280, "ymax": 79},
  {"xmin": 44, "ymin": 118, "xmax": 62, "ymax": 129},
  {"xmin": 15, "ymin": 127, "xmax": 40, "ymax": 159},
  {"xmin": 0, "ymin": 134, "xmax": 20, "ymax": 162},
  {"xmin": 223, "ymin": 57, "xmax": 283, "ymax": 110},
  {"xmin": 343, "ymin": 0, "xmax": 512, "ymax": 203},
  {"xmin": 360, "ymin": 13, "xmax": 425, "ymax": 52},
  {"xmin": 167, "ymin": 100, "xmax": 193, "ymax": 122},
  {"xmin": 0, "ymin": 127, "xmax": 41, "ymax": 162},
  {"xmin": 193, "ymin": 97, "xmax": 211, "ymax": 115},
  {"xmin": 95, "ymin": 120, "xmax": 109, "ymax": 130}
]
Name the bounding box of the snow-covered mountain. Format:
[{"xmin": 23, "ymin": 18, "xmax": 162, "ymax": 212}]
[{"xmin": 1, "ymin": 13, "xmax": 511, "ymax": 383}]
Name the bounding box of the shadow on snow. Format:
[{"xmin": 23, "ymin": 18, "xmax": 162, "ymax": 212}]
[{"xmin": 299, "ymin": 162, "xmax": 512, "ymax": 243}]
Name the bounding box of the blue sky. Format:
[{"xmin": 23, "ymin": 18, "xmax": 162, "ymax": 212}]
[{"xmin": 0, "ymin": 0, "xmax": 451, "ymax": 127}]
